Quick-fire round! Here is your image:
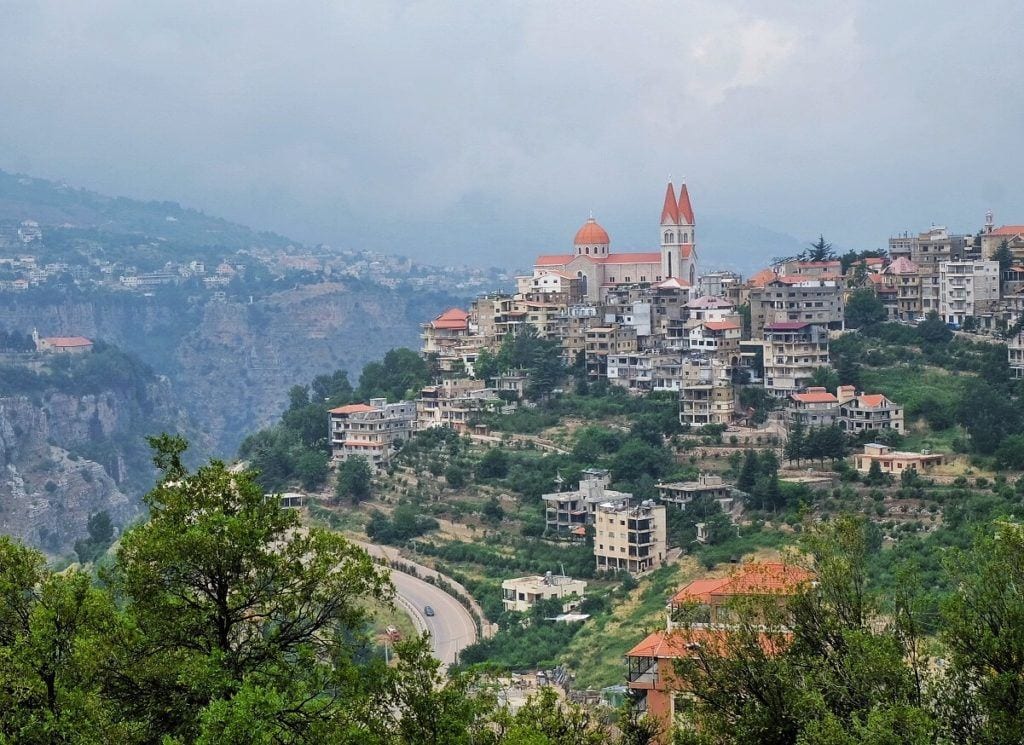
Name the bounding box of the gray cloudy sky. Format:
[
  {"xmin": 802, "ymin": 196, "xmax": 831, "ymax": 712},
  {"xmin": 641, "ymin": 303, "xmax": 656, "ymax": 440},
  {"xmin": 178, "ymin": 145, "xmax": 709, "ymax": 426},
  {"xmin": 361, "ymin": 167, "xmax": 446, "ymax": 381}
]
[{"xmin": 1, "ymin": 1, "xmax": 1022, "ymax": 268}]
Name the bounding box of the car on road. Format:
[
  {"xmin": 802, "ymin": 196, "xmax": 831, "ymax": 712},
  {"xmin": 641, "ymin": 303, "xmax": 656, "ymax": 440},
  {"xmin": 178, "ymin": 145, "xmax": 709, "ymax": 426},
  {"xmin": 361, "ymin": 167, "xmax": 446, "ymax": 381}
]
[{"xmin": 424, "ymin": 605, "xmax": 435, "ymax": 617}]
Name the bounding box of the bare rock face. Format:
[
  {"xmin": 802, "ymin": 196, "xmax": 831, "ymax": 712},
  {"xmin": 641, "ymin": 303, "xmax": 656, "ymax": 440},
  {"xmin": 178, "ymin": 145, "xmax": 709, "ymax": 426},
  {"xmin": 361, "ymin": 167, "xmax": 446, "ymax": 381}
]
[
  {"xmin": 0, "ymin": 395, "xmax": 136, "ymax": 554},
  {"xmin": 0, "ymin": 280, "xmax": 448, "ymax": 456}
]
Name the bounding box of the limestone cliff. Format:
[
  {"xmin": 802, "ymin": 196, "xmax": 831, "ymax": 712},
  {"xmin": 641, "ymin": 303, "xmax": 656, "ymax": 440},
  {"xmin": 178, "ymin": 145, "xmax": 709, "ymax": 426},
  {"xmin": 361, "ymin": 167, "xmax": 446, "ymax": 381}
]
[
  {"xmin": 0, "ymin": 378, "xmax": 187, "ymax": 554},
  {"xmin": 0, "ymin": 281, "xmax": 454, "ymax": 456}
]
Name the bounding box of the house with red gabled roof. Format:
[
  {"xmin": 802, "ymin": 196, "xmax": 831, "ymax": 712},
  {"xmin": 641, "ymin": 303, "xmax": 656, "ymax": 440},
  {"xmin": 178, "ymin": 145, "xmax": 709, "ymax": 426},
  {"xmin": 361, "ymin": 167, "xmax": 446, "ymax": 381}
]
[
  {"xmin": 789, "ymin": 386, "xmax": 840, "ymax": 426},
  {"xmin": 530, "ymin": 181, "xmax": 699, "ymax": 302},
  {"xmin": 981, "ymin": 224, "xmax": 1024, "ymax": 263},
  {"xmin": 625, "ymin": 561, "xmax": 811, "ymax": 741},
  {"xmin": 32, "ymin": 329, "xmax": 93, "ymax": 354},
  {"xmin": 329, "ymin": 397, "xmax": 416, "ymax": 469},
  {"xmin": 837, "ymin": 389, "xmax": 903, "ymax": 435}
]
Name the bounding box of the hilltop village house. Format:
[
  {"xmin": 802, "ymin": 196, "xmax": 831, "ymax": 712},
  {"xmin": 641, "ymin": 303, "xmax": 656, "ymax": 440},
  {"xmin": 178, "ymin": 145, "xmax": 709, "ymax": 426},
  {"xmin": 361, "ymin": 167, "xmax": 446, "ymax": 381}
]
[{"xmin": 31, "ymin": 329, "xmax": 93, "ymax": 354}]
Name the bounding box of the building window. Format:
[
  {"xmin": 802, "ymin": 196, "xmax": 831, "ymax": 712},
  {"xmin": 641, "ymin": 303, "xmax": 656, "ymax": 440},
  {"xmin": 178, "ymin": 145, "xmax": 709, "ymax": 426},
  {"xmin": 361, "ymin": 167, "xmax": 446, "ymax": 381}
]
[{"xmin": 664, "ymin": 231, "xmax": 673, "ymax": 243}]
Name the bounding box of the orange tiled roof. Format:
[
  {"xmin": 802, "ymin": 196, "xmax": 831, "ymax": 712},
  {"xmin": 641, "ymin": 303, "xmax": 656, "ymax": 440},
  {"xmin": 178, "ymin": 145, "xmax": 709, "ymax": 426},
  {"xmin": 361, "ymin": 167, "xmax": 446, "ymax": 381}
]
[
  {"xmin": 655, "ymin": 277, "xmax": 691, "ymax": 289},
  {"xmin": 857, "ymin": 394, "xmax": 886, "ymax": 408},
  {"xmin": 670, "ymin": 562, "xmax": 813, "ymax": 605},
  {"xmin": 704, "ymin": 321, "xmax": 739, "ymax": 331},
  {"xmin": 43, "ymin": 336, "xmax": 92, "ymax": 347},
  {"xmin": 991, "ymin": 225, "xmax": 1024, "ymax": 237},
  {"xmin": 329, "ymin": 403, "xmax": 376, "ymax": 415},
  {"xmin": 885, "ymin": 256, "xmax": 919, "ymax": 275},
  {"xmin": 535, "ymin": 254, "xmax": 574, "ymax": 266},
  {"xmin": 626, "ymin": 628, "xmax": 788, "ymax": 659},
  {"xmin": 748, "ymin": 268, "xmax": 778, "ymax": 287},
  {"xmin": 791, "ymin": 391, "xmax": 838, "ymax": 404},
  {"xmin": 574, "ymin": 218, "xmax": 610, "ymax": 245},
  {"xmin": 430, "ymin": 308, "xmax": 469, "ymax": 330},
  {"xmin": 602, "ymin": 252, "xmax": 664, "ymax": 264}
]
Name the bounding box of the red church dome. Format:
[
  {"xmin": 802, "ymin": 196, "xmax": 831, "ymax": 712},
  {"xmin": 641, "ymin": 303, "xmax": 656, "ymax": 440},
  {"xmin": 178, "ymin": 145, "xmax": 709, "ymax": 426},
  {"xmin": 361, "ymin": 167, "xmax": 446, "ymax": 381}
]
[{"xmin": 573, "ymin": 217, "xmax": 610, "ymax": 245}]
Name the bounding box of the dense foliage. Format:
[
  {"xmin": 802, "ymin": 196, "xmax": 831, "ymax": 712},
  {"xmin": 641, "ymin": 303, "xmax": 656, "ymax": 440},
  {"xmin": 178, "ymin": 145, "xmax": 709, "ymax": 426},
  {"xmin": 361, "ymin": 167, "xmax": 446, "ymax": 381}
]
[
  {"xmin": 0, "ymin": 435, "xmax": 639, "ymax": 744},
  {"xmin": 671, "ymin": 516, "xmax": 1024, "ymax": 745}
]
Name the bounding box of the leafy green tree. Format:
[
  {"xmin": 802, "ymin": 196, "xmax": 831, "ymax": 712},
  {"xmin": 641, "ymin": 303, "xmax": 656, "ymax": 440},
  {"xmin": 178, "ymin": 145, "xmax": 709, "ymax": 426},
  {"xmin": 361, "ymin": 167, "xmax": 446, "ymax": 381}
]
[
  {"xmin": 995, "ymin": 434, "xmax": 1024, "ymax": 470},
  {"xmin": 73, "ymin": 510, "xmax": 116, "ymax": 564},
  {"xmin": 917, "ymin": 313, "xmax": 953, "ymax": 345},
  {"xmin": 0, "ymin": 537, "xmax": 127, "ymax": 743},
  {"xmin": 444, "ymin": 464, "xmax": 467, "ymax": 489},
  {"xmin": 957, "ymin": 381, "xmax": 1021, "ymax": 454},
  {"xmin": 476, "ymin": 447, "xmax": 509, "ymax": 480},
  {"xmin": 941, "ymin": 521, "xmax": 1024, "ymax": 743},
  {"xmin": 111, "ymin": 437, "xmax": 391, "ymax": 741},
  {"xmin": 809, "ymin": 366, "xmax": 840, "ymax": 391},
  {"xmin": 845, "ymin": 289, "xmax": 887, "ymax": 329},
  {"xmin": 357, "ymin": 348, "xmax": 429, "ymax": 401},
  {"xmin": 336, "ymin": 456, "xmax": 373, "ymax": 503},
  {"xmin": 611, "ymin": 439, "xmax": 672, "ymax": 483},
  {"xmin": 864, "ymin": 459, "xmax": 891, "ymax": 486}
]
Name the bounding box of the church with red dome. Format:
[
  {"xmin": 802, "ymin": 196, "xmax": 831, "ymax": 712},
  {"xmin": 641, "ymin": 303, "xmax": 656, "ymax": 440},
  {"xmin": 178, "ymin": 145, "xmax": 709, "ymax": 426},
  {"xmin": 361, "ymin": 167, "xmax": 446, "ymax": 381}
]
[{"xmin": 532, "ymin": 181, "xmax": 699, "ymax": 301}]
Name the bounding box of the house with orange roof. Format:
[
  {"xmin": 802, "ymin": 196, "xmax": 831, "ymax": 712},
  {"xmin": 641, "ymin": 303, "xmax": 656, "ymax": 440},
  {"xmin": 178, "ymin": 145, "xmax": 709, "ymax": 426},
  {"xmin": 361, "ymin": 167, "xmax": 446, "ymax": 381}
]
[
  {"xmin": 686, "ymin": 320, "xmax": 741, "ymax": 355},
  {"xmin": 32, "ymin": 329, "xmax": 93, "ymax": 354},
  {"xmin": 789, "ymin": 386, "xmax": 840, "ymax": 426},
  {"xmin": 625, "ymin": 561, "xmax": 810, "ymax": 741},
  {"xmin": 329, "ymin": 397, "xmax": 416, "ymax": 469},
  {"xmin": 855, "ymin": 443, "xmax": 946, "ymax": 475},
  {"xmin": 981, "ymin": 223, "xmax": 1024, "ymax": 262},
  {"xmin": 530, "ymin": 181, "xmax": 699, "ymax": 302},
  {"xmin": 838, "ymin": 390, "xmax": 903, "ymax": 435},
  {"xmin": 883, "ymin": 256, "xmax": 923, "ymax": 321}
]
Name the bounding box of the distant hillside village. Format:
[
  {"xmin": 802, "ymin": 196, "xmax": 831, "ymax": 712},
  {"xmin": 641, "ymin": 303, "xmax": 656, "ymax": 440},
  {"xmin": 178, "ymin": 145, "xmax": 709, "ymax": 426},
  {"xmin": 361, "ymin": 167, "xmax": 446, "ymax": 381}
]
[{"xmin": 0, "ymin": 218, "xmax": 511, "ymax": 297}]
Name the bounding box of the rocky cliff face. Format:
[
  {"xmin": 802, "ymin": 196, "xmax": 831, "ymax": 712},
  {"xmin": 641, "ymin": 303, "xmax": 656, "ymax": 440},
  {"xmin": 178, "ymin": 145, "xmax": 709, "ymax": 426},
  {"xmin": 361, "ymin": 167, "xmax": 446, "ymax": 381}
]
[
  {"xmin": 0, "ymin": 281, "xmax": 451, "ymax": 456},
  {"xmin": 0, "ymin": 379, "xmax": 186, "ymax": 554}
]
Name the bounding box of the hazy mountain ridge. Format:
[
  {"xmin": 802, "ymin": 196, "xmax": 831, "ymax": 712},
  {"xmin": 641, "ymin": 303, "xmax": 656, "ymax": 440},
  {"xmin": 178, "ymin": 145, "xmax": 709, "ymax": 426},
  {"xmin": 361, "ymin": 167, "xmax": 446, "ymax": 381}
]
[{"xmin": 0, "ymin": 169, "xmax": 293, "ymax": 250}]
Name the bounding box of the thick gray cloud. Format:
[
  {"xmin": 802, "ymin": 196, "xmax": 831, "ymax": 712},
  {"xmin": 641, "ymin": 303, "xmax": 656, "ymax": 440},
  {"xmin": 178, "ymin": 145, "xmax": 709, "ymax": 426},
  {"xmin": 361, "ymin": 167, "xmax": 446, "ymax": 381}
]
[{"xmin": 1, "ymin": 1, "xmax": 1022, "ymax": 268}]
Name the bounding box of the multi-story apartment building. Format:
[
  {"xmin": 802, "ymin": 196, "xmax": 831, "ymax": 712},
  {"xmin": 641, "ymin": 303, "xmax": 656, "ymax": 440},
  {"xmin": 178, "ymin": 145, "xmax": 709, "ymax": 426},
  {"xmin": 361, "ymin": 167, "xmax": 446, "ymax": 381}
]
[
  {"xmin": 696, "ymin": 270, "xmax": 742, "ymax": 298},
  {"xmin": 686, "ymin": 320, "xmax": 741, "ymax": 356},
  {"xmin": 329, "ymin": 398, "xmax": 416, "ymax": 468},
  {"xmin": 542, "ymin": 469, "xmax": 631, "ymax": 536},
  {"xmin": 761, "ymin": 322, "xmax": 830, "ymax": 396},
  {"xmin": 1009, "ymin": 331, "xmax": 1024, "ymax": 379},
  {"xmin": 789, "ymin": 387, "xmax": 840, "ymax": 426},
  {"xmin": 939, "ymin": 260, "xmax": 1000, "ymax": 325},
  {"xmin": 656, "ymin": 473, "xmax": 732, "ymax": 510},
  {"xmin": 748, "ymin": 279, "xmax": 844, "ymax": 338},
  {"xmin": 679, "ymin": 357, "xmax": 735, "ymax": 426},
  {"xmin": 414, "ymin": 379, "xmax": 503, "ymax": 433},
  {"xmin": 501, "ymin": 573, "xmax": 587, "ymax": 613},
  {"xmin": 607, "ymin": 351, "xmax": 681, "ymax": 393},
  {"xmin": 838, "ymin": 391, "xmax": 904, "ymax": 435},
  {"xmin": 889, "ymin": 226, "xmax": 973, "ymax": 271},
  {"xmin": 585, "ymin": 324, "xmax": 638, "ymax": 378},
  {"xmin": 593, "ymin": 498, "xmax": 666, "ymax": 575},
  {"xmin": 684, "ymin": 295, "xmax": 736, "ymax": 324},
  {"xmin": 883, "ymin": 257, "xmax": 922, "ymax": 321}
]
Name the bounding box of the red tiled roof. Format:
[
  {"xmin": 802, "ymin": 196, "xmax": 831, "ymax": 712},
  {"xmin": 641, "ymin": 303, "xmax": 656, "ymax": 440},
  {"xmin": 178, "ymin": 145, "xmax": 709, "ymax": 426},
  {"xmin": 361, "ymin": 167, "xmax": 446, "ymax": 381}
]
[
  {"xmin": 748, "ymin": 268, "xmax": 778, "ymax": 287},
  {"xmin": 670, "ymin": 562, "xmax": 813, "ymax": 606},
  {"xmin": 655, "ymin": 277, "xmax": 691, "ymax": 290},
  {"xmin": 430, "ymin": 307, "xmax": 469, "ymax": 330},
  {"xmin": 627, "ymin": 628, "xmax": 788, "ymax": 660},
  {"xmin": 857, "ymin": 394, "xmax": 886, "ymax": 408},
  {"xmin": 602, "ymin": 252, "xmax": 663, "ymax": 264},
  {"xmin": 792, "ymin": 391, "xmax": 838, "ymax": 404},
  {"xmin": 677, "ymin": 182, "xmax": 695, "ymax": 225},
  {"xmin": 329, "ymin": 403, "xmax": 376, "ymax": 415},
  {"xmin": 661, "ymin": 182, "xmax": 680, "ymax": 224},
  {"xmin": 991, "ymin": 225, "xmax": 1024, "ymax": 237},
  {"xmin": 534, "ymin": 254, "xmax": 574, "ymax": 266},
  {"xmin": 43, "ymin": 336, "xmax": 92, "ymax": 347},
  {"xmin": 885, "ymin": 256, "xmax": 919, "ymax": 275},
  {"xmin": 704, "ymin": 321, "xmax": 739, "ymax": 331},
  {"xmin": 574, "ymin": 217, "xmax": 610, "ymax": 245}
]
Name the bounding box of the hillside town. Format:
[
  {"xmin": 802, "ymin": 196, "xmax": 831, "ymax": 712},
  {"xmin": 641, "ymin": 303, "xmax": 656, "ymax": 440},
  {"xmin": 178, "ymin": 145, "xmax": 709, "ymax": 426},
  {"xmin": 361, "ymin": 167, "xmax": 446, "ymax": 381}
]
[
  {"xmin": 0, "ymin": 218, "xmax": 511, "ymax": 297},
  {"xmin": 311, "ymin": 181, "xmax": 1024, "ymax": 741}
]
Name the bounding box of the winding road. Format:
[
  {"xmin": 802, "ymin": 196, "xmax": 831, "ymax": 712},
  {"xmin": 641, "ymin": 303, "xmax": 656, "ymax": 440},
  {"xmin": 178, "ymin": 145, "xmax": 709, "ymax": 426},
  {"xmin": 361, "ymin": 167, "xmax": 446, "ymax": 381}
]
[
  {"xmin": 355, "ymin": 540, "xmax": 479, "ymax": 667},
  {"xmin": 389, "ymin": 569, "xmax": 478, "ymax": 667}
]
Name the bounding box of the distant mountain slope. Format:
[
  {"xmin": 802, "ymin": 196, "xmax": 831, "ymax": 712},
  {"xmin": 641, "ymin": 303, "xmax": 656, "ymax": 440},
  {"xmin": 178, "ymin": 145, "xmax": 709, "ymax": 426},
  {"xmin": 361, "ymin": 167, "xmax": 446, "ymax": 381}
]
[{"xmin": 0, "ymin": 170, "xmax": 293, "ymax": 249}]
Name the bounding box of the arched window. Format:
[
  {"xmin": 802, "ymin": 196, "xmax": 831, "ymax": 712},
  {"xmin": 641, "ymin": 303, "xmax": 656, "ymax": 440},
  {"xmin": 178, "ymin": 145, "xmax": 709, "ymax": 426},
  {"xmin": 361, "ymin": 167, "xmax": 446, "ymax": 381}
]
[
  {"xmin": 664, "ymin": 231, "xmax": 673, "ymax": 243},
  {"xmin": 689, "ymin": 264, "xmax": 696, "ymax": 286},
  {"xmin": 585, "ymin": 246, "xmax": 590, "ymax": 255},
  {"xmin": 683, "ymin": 232, "xmax": 689, "ymax": 243},
  {"xmin": 577, "ymin": 271, "xmax": 588, "ymax": 297}
]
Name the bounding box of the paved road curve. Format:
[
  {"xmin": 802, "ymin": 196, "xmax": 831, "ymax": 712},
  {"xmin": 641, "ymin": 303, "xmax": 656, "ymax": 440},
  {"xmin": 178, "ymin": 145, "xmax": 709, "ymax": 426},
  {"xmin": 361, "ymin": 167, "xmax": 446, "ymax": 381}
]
[{"xmin": 389, "ymin": 568, "xmax": 477, "ymax": 667}]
